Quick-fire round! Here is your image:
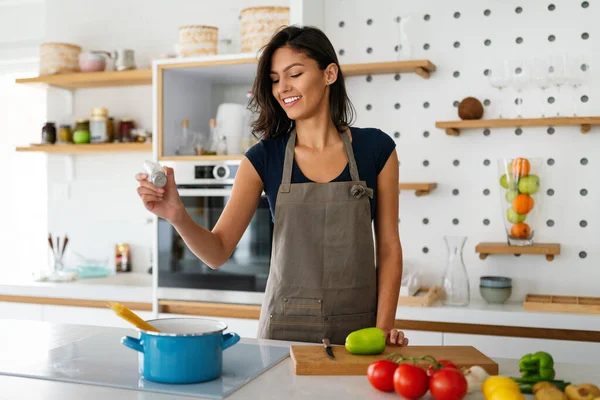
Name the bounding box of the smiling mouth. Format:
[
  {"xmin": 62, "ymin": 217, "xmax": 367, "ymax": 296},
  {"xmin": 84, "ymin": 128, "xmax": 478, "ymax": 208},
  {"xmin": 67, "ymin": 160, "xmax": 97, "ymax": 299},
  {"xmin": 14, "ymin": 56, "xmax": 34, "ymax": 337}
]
[{"xmin": 282, "ymin": 96, "xmax": 301, "ymax": 107}]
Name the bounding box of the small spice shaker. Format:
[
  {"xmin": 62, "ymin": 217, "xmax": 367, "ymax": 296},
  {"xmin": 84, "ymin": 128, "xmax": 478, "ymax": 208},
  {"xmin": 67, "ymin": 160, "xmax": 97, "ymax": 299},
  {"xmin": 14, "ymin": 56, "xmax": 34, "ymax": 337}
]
[{"xmin": 142, "ymin": 160, "xmax": 167, "ymax": 188}]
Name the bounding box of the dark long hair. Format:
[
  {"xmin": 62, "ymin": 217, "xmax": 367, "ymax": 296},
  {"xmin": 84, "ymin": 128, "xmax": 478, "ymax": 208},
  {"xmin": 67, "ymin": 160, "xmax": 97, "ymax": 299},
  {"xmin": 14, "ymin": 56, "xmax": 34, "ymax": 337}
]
[{"xmin": 248, "ymin": 25, "xmax": 356, "ymax": 140}]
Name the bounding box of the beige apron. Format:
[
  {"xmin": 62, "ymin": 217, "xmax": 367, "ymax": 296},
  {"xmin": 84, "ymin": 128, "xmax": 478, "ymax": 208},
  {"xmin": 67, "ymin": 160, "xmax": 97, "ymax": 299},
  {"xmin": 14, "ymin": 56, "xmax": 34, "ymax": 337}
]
[{"xmin": 257, "ymin": 128, "xmax": 378, "ymax": 345}]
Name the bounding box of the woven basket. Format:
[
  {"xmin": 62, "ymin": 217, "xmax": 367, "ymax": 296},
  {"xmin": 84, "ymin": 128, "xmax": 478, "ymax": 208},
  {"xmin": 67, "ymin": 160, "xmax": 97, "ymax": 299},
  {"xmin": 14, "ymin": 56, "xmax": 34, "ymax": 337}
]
[
  {"xmin": 178, "ymin": 25, "xmax": 218, "ymax": 56},
  {"xmin": 39, "ymin": 42, "xmax": 81, "ymax": 75},
  {"xmin": 240, "ymin": 6, "xmax": 290, "ymax": 53}
]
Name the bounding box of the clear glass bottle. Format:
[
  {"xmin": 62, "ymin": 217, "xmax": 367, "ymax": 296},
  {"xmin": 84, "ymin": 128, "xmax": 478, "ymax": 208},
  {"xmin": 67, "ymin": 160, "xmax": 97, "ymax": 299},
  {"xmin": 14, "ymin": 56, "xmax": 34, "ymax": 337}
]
[
  {"xmin": 175, "ymin": 119, "xmax": 195, "ymax": 156},
  {"xmin": 216, "ymin": 135, "xmax": 228, "ymax": 156},
  {"xmin": 440, "ymin": 235, "xmax": 470, "ymax": 306}
]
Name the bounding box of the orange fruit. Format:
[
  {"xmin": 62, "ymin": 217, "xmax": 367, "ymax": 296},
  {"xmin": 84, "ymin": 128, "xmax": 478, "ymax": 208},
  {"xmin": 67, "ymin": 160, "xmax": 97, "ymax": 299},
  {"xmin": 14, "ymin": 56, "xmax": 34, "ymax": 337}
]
[
  {"xmin": 511, "ymin": 222, "xmax": 531, "ymax": 238},
  {"xmin": 511, "ymin": 158, "xmax": 531, "ymax": 178},
  {"xmin": 513, "ymin": 194, "xmax": 534, "ymax": 214}
]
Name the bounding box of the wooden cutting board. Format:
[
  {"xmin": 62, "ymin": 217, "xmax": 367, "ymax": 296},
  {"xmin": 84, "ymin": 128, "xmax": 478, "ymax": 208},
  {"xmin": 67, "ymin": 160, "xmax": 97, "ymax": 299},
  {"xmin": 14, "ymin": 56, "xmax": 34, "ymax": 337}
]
[{"xmin": 290, "ymin": 345, "xmax": 498, "ymax": 376}]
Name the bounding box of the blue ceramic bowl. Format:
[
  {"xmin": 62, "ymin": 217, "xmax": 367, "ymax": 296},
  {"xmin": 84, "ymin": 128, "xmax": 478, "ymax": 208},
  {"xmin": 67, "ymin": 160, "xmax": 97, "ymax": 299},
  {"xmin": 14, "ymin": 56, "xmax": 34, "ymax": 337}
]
[
  {"xmin": 121, "ymin": 317, "xmax": 240, "ymax": 384},
  {"xmin": 480, "ymin": 276, "xmax": 512, "ymax": 288}
]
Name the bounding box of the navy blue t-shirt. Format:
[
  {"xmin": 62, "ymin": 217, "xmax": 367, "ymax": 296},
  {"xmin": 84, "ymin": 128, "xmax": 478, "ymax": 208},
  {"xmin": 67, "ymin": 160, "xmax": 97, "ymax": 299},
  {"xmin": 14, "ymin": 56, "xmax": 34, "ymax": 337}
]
[{"xmin": 244, "ymin": 126, "xmax": 396, "ymax": 222}]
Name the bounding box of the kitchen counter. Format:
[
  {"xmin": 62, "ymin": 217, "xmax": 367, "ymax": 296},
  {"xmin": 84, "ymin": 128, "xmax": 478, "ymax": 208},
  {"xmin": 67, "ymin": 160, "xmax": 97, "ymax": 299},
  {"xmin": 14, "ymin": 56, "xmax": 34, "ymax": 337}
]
[
  {"xmin": 0, "ymin": 319, "xmax": 599, "ymax": 400},
  {"xmin": 1, "ymin": 273, "xmax": 599, "ymax": 337},
  {"xmin": 0, "ymin": 272, "xmax": 153, "ymax": 303}
]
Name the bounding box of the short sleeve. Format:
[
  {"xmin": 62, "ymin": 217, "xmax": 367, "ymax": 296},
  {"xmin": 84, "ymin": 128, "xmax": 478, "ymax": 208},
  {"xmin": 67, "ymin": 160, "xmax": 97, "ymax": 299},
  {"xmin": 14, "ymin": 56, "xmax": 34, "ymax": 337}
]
[
  {"xmin": 376, "ymin": 129, "xmax": 397, "ymax": 174},
  {"xmin": 244, "ymin": 140, "xmax": 267, "ymax": 183}
]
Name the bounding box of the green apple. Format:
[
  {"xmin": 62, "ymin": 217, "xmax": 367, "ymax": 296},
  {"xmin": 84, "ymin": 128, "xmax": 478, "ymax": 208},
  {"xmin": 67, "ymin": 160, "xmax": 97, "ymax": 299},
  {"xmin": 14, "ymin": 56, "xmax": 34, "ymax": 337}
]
[
  {"xmin": 73, "ymin": 129, "xmax": 90, "ymax": 144},
  {"xmin": 506, "ymin": 189, "xmax": 519, "ymax": 203},
  {"xmin": 507, "ymin": 207, "xmax": 526, "ymax": 223},
  {"xmin": 500, "ymin": 173, "xmax": 518, "ymax": 190},
  {"xmin": 518, "ymin": 174, "xmax": 540, "ymax": 194}
]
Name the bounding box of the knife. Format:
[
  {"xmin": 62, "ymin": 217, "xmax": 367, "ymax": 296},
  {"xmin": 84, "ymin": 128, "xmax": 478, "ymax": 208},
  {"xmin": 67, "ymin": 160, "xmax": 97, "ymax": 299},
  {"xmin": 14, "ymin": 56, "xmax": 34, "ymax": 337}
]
[{"xmin": 322, "ymin": 338, "xmax": 335, "ymax": 359}]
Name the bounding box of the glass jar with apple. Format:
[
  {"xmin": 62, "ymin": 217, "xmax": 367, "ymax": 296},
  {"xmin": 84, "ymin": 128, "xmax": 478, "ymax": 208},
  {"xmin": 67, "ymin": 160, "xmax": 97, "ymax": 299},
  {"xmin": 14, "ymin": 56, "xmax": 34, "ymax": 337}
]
[{"xmin": 497, "ymin": 157, "xmax": 543, "ymax": 246}]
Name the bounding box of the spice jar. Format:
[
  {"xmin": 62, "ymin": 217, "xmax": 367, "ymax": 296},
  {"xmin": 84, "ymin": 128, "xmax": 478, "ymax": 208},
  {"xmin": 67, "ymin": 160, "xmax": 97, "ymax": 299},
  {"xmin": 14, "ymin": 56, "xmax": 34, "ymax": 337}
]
[
  {"xmin": 42, "ymin": 122, "xmax": 56, "ymax": 144},
  {"xmin": 90, "ymin": 107, "xmax": 109, "ymax": 143},
  {"xmin": 58, "ymin": 125, "xmax": 72, "ymax": 143},
  {"xmin": 142, "ymin": 160, "xmax": 167, "ymax": 187},
  {"xmin": 118, "ymin": 119, "xmax": 135, "ymax": 142}
]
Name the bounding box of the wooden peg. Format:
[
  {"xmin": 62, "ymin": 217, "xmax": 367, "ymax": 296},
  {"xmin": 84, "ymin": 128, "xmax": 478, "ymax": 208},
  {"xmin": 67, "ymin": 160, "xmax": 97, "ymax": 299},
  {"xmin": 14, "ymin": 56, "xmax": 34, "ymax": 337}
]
[
  {"xmin": 479, "ymin": 253, "xmax": 488, "ymax": 260},
  {"xmin": 414, "ymin": 67, "xmax": 430, "ymax": 79},
  {"xmin": 546, "ymin": 254, "xmax": 555, "ymax": 261},
  {"xmin": 446, "ymin": 128, "xmax": 460, "ymax": 136},
  {"xmin": 581, "ymin": 124, "xmax": 591, "ymax": 134}
]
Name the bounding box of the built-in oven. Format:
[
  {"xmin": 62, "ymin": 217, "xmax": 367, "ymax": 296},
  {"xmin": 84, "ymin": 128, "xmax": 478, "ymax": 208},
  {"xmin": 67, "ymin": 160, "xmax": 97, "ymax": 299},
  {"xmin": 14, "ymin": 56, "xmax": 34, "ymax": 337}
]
[{"xmin": 156, "ymin": 160, "xmax": 273, "ymax": 296}]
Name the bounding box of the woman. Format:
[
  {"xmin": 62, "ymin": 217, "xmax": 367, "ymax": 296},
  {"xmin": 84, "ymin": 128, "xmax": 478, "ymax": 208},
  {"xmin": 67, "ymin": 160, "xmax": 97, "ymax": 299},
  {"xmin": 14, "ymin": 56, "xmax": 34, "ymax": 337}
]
[{"xmin": 135, "ymin": 25, "xmax": 408, "ymax": 347}]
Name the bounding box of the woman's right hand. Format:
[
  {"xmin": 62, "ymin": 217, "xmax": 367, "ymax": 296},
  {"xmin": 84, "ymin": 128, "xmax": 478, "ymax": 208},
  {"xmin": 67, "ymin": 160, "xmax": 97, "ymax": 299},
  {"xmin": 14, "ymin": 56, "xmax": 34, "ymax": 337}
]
[{"xmin": 135, "ymin": 166, "xmax": 185, "ymax": 223}]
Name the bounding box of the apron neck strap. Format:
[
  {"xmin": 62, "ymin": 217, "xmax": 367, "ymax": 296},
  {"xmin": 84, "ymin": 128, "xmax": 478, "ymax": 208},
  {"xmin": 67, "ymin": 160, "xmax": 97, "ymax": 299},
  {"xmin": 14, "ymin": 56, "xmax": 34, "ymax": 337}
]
[{"xmin": 280, "ymin": 128, "xmax": 360, "ymax": 193}]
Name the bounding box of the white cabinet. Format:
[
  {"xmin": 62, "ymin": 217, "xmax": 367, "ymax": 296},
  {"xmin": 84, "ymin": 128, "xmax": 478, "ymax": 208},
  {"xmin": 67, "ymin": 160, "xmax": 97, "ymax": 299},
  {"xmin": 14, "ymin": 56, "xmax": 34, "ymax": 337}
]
[
  {"xmin": 159, "ymin": 313, "xmax": 259, "ymax": 339},
  {"xmin": 0, "ymin": 302, "xmax": 43, "ymax": 321},
  {"xmin": 443, "ymin": 333, "xmax": 600, "ymax": 365},
  {"xmin": 43, "ymin": 305, "xmax": 154, "ymax": 329}
]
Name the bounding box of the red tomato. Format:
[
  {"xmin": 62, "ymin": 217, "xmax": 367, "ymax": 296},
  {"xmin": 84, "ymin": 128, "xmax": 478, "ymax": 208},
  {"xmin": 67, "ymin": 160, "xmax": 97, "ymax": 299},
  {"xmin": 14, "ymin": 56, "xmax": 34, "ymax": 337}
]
[
  {"xmin": 366, "ymin": 360, "xmax": 398, "ymax": 392},
  {"xmin": 393, "ymin": 364, "xmax": 430, "ymax": 399},
  {"xmin": 429, "ymin": 367, "xmax": 468, "ymax": 400},
  {"xmin": 427, "ymin": 359, "xmax": 459, "ymax": 376}
]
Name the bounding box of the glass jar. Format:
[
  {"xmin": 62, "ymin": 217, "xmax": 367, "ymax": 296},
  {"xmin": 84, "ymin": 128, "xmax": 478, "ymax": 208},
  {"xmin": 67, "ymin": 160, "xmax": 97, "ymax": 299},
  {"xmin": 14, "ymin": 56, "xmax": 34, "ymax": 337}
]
[
  {"xmin": 58, "ymin": 125, "xmax": 72, "ymax": 143},
  {"xmin": 118, "ymin": 119, "xmax": 135, "ymax": 142},
  {"xmin": 42, "ymin": 122, "xmax": 56, "ymax": 144},
  {"xmin": 74, "ymin": 119, "xmax": 90, "ymax": 133},
  {"xmin": 107, "ymin": 117, "xmax": 115, "ymax": 142},
  {"xmin": 90, "ymin": 107, "xmax": 109, "ymax": 143}
]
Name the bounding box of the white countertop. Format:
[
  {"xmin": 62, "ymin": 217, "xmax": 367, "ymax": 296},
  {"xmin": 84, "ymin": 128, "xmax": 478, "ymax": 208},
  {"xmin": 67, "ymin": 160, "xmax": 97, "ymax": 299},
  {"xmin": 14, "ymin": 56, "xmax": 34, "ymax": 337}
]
[
  {"xmin": 0, "ymin": 320, "xmax": 598, "ymax": 400},
  {"xmin": 1, "ymin": 273, "xmax": 599, "ymax": 333}
]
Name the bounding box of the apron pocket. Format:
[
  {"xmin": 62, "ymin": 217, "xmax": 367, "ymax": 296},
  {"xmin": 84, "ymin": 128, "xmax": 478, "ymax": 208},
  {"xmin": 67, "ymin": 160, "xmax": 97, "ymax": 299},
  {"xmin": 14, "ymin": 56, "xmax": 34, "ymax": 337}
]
[
  {"xmin": 283, "ymin": 297, "xmax": 323, "ymax": 317},
  {"xmin": 269, "ymin": 314, "xmax": 325, "ymax": 344},
  {"xmin": 325, "ymin": 311, "xmax": 377, "ymax": 345}
]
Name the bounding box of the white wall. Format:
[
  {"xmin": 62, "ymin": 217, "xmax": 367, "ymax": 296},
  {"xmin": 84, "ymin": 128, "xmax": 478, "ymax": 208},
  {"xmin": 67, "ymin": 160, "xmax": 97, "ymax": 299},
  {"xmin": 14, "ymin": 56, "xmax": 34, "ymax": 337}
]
[
  {"xmin": 324, "ymin": 0, "xmax": 600, "ymax": 299},
  {"xmin": 43, "ymin": 0, "xmax": 289, "ymax": 273}
]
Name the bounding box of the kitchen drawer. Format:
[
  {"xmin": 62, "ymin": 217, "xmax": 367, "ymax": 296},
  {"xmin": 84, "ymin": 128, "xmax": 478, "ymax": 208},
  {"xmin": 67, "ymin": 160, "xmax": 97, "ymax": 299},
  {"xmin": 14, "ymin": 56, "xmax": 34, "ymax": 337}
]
[
  {"xmin": 158, "ymin": 313, "xmax": 259, "ymax": 338},
  {"xmin": 43, "ymin": 305, "xmax": 154, "ymax": 329},
  {"xmin": 443, "ymin": 333, "xmax": 600, "ymax": 365},
  {"xmin": 0, "ymin": 302, "xmax": 43, "ymax": 321}
]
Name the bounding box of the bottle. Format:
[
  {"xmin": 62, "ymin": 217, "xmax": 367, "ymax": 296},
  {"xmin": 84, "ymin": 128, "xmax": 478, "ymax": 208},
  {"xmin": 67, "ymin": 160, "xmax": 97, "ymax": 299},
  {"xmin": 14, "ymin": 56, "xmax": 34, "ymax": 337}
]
[
  {"xmin": 206, "ymin": 118, "xmax": 218, "ymax": 155},
  {"xmin": 176, "ymin": 119, "xmax": 194, "ymax": 155},
  {"xmin": 90, "ymin": 107, "xmax": 109, "ymax": 143},
  {"xmin": 216, "ymin": 135, "xmax": 228, "ymax": 155},
  {"xmin": 440, "ymin": 235, "xmax": 470, "ymax": 306},
  {"xmin": 142, "ymin": 160, "xmax": 167, "ymax": 188}
]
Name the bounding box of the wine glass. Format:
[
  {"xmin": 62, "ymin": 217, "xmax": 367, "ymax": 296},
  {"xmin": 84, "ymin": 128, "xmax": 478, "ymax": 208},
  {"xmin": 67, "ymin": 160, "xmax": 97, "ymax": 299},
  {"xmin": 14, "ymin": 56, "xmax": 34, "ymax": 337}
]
[
  {"xmin": 531, "ymin": 57, "xmax": 551, "ymax": 117},
  {"xmin": 488, "ymin": 60, "xmax": 510, "ymax": 119},
  {"xmin": 547, "ymin": 55, "xmax": 567, "ymax": 116},
  {"xmin": 510, "ymin": 58, "xmax": 531, "ymax": 119}
]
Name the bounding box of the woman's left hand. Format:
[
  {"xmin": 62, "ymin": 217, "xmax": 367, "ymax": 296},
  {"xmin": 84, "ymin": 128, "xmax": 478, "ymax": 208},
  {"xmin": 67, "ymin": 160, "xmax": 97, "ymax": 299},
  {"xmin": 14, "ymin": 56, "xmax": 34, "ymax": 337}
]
[{"xmin": 384, "ymin": 328, "xmax": 409, "ymax": 346}]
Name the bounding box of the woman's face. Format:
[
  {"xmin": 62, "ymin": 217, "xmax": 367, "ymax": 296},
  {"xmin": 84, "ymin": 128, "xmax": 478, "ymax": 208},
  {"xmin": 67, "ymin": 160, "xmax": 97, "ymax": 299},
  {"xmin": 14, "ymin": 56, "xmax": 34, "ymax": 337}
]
[{"xmin": 269, "ymin": 46, "xmax": 334, "ymax": 121}]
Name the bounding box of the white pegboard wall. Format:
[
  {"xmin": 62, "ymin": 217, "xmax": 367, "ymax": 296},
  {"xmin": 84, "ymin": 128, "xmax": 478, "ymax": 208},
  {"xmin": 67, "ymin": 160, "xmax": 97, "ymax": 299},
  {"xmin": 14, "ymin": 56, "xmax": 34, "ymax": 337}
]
[{"xmin": 323, "ymin": 0, "xmax": 600, "ymax": 299}]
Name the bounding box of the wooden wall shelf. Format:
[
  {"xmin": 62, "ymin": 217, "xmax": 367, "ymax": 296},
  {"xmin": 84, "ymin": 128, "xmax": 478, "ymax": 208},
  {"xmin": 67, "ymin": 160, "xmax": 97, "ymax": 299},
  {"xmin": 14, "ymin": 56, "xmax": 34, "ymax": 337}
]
[
  {"xmin": 398, "ymin": 183, "xmax": 437, "ymax": 196},
  {"xmin": 159, "ymin": 155, "xmax": 244, "ymax": 161},
  {"xmin": 436, "ymin": 116, "xmax": 600, "ymax": 136},
  {"xmin": 15, "ymin": 69, "xmax": 153, "ymax": 90},
  {"xmin": 476, "ymin": 242, "xmax": 561, "ymax": 262},
  {"xmin": 16, "ymin": 59, "xmax": 436, "ymax": 90},
  {"xmin": 16, "ymin": 142, "xmax": 152, "ymax": 153}
]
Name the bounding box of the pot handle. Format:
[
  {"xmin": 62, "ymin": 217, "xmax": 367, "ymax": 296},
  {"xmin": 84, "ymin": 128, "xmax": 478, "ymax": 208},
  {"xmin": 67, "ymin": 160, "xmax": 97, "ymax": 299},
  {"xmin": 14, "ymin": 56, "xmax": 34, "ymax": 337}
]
[
  {"xmin": 222, "ymin": 332, "xmax": 240, "ymax": 350},
  {"xmin": 121, "ymin": 336, "xmax": 144, "ymax": 353}
]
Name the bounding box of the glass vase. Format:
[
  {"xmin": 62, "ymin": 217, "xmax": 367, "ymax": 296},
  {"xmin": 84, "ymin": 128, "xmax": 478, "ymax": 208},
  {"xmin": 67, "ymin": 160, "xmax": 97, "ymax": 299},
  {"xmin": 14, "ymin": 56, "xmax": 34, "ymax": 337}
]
[
  {"xmin": 441, "ymin": 236, "xmax": 470, "ymax": 306},
  {"xmin": 497, "ymin": 157, "xmax": 543, "ymax": 246}
]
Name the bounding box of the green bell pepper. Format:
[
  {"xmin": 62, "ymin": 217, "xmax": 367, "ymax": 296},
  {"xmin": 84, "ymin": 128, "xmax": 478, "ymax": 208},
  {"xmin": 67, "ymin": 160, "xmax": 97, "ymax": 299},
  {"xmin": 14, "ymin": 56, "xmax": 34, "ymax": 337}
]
[{"xmin": 519, "ymin": 351, "xmax": 555, "ymax": 381}]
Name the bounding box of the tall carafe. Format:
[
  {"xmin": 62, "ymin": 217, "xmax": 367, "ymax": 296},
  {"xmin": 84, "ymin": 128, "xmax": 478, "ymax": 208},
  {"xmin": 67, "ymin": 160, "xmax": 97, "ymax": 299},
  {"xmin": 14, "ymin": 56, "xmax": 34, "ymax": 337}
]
[{"xmin": 440, "ymin": 235, "xmax": 470, "ymax": 306}]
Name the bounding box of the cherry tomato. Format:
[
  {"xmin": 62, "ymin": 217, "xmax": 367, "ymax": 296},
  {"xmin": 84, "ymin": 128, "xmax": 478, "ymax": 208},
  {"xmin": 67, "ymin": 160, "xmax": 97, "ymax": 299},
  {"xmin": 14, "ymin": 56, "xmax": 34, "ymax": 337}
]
[
  {"xmin": 429, "ymin": 367, "xmax": 468, "ymax": 400},
  {"xmin": 427, "ymin": 359, "xmax": 459, "ymax": 376},
  {"xmin": 393, "ymin": 364, "xmax": 430, "ymax": 399},
  {"xmin": 366, "ymin": 360, "xmax": 398, "ymax": 392}
]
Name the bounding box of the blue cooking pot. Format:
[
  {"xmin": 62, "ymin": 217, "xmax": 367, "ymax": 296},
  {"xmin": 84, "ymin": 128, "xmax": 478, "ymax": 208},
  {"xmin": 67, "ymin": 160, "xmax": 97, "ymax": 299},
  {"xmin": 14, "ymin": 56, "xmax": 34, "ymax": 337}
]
[{"xmin": 121, "ymin": 317, "xmax": 240, "ymax": 384}]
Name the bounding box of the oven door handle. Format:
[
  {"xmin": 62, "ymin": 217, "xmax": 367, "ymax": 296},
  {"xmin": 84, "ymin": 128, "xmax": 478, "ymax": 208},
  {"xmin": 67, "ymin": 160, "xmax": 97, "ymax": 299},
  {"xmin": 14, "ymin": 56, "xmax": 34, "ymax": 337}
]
[{"xmin": 177, "ymin": 188, "xmax": 234, "ymax": 197}]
